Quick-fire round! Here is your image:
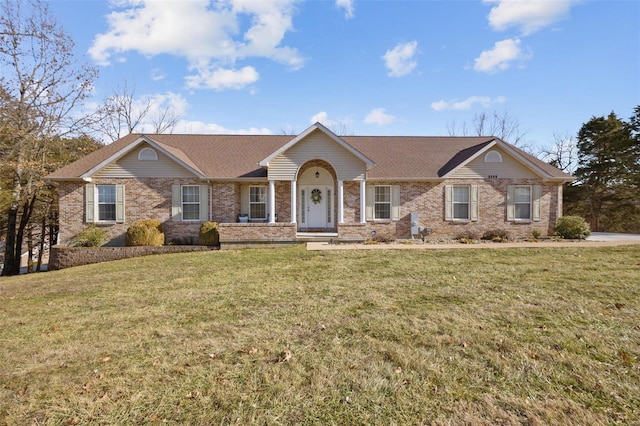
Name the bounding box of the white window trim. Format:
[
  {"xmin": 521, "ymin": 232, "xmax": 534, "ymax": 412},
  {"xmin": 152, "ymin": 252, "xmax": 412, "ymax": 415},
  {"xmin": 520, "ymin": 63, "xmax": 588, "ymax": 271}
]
[
  {"xmin": 138, "ymin": 147, "xmax": 158, "ymax": 161},
  {"xmin": 249, "ymin": 186, "xmax": 267, "ymax": 220},
  {"xmin": 373, "ymin": 185, "xmax": 392, "ymax": 220},
  {"xmin": 86, "ymin": 184, "xmax": 124, "ymax": 223},
  {"xmin": 452, "ymin": 185, "xmax": 470, "ymax": 221},
  {"xmin": 181, "ymin": 185, "xmax": 201, "ymax": 222},
  {"xmin": 97, "ymin": 184, "xmax": 116, "ymax": 222},
  {"xmin": 484, "ymin": 150, "xmax": 503, "ymax": 163},
  {"xmin": 513, "ymin": 185, "xmax": 532, "ymax": 221}
]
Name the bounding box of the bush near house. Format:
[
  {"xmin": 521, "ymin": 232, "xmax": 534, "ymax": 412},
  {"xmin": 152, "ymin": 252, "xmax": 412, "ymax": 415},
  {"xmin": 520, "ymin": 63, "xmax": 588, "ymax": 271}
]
[
  {"xmin": 481, "ymin": 229, "xmax": 511, "ymax": 242},
  {"xmin": 199, "ymin": 221, "xmax": 220, "ymax": 246},
  {"xmin": 555, "ymin": 215, "xmax": 591, "ymax": 240},
  {"xmin": 70, "ymin": 225, "xmax": 109, "ymax": 247},
  {"xmin": 125, "ymin": 219, "xmax": 165, "ymax": 246}
]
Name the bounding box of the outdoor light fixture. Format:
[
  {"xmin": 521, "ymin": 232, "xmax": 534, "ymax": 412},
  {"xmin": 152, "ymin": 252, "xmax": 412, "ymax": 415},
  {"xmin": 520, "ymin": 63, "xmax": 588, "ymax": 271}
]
[{"xmin": 315, "ymin": 168, "xmax": 320, "ymax": 179}]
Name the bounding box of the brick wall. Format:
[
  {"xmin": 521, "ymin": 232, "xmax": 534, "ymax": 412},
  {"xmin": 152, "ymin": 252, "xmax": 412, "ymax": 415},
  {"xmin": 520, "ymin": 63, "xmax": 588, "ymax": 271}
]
[
  {"xmin": 340, "ymin": 178, "xmax": 560, "ymax": 240},
  {"xmin": 59, "ymin": 177, "xmax": 203, "ymax": 245},
  {"xmin": 58, "ymin": 177, "xmax": 561, "ymax": 245},
  {"xmin": 49, "ymin": 244, "xmax": 216, "ymax": 270},
  {"xmin": 219, "ymin": 223, "xmax": 296, "ymax": 242}
]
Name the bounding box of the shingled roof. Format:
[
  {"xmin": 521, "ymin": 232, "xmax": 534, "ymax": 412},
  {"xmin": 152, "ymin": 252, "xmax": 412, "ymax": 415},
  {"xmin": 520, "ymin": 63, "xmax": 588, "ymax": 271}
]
[{"xmin": 46, "ymin": 131, "xmax": 572, "ymax": 181}]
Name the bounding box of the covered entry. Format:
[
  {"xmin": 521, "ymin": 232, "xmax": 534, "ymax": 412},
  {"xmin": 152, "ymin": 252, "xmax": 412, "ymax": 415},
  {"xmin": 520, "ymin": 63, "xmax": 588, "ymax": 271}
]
[{"xmin": 298, "ymin": 165, "xmax": 334, "ymax": 230}]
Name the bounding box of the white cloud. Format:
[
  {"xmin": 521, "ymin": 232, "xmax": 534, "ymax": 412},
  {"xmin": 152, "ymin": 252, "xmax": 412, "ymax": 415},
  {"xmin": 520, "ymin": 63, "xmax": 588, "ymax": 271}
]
[
  {"xmin": 473, "ymin": 38, "xmax": 530, "ymax": 73},
  {"xmin": 364, "ymin": 108, "xmax": 396, "ymax": 125},
  {"xmin": 89, "ymin": 0, "xmax": 302, "ymax": 90},
  {"xmin": 309, "ymin": 111, "xmax": 353, "ymax": 133},
  {"xmin": 310, "ymin": 111, "xmax": 334, "ymax": 127},
  {"xmin": 383, "ymin": 41, "xmax": 418, "ymax": 77},
  {"xmin": 430, "ymin": 96, "xmax": 506, "ymax": 111},
  {"xmin": 336, "ymin": 0, "xmax": 355, "ymax": 19},
  {"xmin": 185, "ymin": 66, "xmax": 259, "ymax": 91},
  {"xmin": 484, "ymin": 0, "xmax": 576, "ymax": 35},
  {"xmin": 173, "ymin": 120, "xmax": 272, "ymax": 135}
]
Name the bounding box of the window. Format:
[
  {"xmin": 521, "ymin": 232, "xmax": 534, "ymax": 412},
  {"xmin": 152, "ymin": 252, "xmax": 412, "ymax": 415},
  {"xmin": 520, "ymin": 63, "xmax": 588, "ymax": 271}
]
[
  {"xmin": 452, "ymin": 186, "xmax": 470, "ymax": 220},
  {"xmin": 86, "ymin": 184, "xmax": 124, "ymax": 223},
  {"xmin": 138, "ymin": 147, "xmax": 158, "ymax": 160},
  {"xmin": 513, "ymin": 186, "xmax": 532, "ymax": 220},
  {"xmin": 484, "ymin": 150, "xmax": 502, "ymax": 163},
  {"xmin": 374, "ymin": 186, "xmax": 391, "ymax": 220},
  {"xmin": 97, "ymin": 185, "xmax": 116, "ymax": 221},
  {"xmin": 249, "ymin": 186, "xmax": 267, "ymax": 220},
  {"xmin": 181, "ymin": 185, "xmax": 200, "ymax": 221},
  {"xmin": 172, "ymin": 184, "xmax": 207, "ymax": 222},
  {"xmin": 445, "ymin": 185, "xmax": 478, "ymax": 222}
]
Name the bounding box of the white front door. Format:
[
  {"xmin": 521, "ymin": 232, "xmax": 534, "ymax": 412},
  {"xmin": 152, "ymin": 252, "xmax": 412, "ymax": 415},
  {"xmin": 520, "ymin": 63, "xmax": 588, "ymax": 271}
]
[{"xmin": 300, "ymin": 185, "xmax": 333, "ymax": 229}]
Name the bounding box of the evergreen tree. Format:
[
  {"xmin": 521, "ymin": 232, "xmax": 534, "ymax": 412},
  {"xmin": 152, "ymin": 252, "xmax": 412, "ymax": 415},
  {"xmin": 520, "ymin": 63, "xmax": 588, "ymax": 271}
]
[{"xmin": 572, "ymin": 109, "xmax": 640, "ymax": 232}]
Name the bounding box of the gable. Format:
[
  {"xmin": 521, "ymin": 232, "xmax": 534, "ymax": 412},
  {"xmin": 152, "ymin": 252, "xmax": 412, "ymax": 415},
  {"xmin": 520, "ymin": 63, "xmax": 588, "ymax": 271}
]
[
  {"xmin": 448, "ymin": 147, "xmax": 537, "ymax": 179},
  {"xmin": 94, "ymin": 142, "xmax": 197, "ymax": 178},
  {"xmin": 267, "ymin": 128, "xmax": 368, "ymax": 181}
]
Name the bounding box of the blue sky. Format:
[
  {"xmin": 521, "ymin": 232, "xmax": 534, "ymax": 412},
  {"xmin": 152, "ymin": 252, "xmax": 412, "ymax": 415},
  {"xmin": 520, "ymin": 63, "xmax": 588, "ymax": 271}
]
[{"xmin": 48, "ymin": 0, "xmax": 639, "ymax": 150}]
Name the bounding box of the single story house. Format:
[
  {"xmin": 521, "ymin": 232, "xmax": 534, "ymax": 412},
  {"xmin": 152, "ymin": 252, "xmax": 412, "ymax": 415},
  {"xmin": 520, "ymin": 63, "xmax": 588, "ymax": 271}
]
[{"xmin": 46, "ymin": 122, "xmax": 573, "ymax": 246}]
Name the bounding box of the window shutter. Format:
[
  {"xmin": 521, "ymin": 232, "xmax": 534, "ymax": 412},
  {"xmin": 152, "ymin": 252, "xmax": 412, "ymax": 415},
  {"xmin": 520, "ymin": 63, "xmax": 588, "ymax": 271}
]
[
  {"xmin": 85, "ymin": 184, "xmax": 95, "ymax": 223},
  {"xmin": 470, "ymin": 185, "xmax": 479, "ymax": 222},
  {"xmin": 391, "ymin": 185, "xmax": 400, "ymax": 220},
  {"xmin": 199, "ymin": 185, "xmax": 209, "ymax": 221},
  {"xmin": 506, "ymin": 185, "xmax": 515, "ymax": 221},
  {"xmin": 532, "ymin": 185, "xmax": 541, "ymax": 222},
  {"xmin": 115, "ymin": 184, "xmax": 125, "ymax": 223},
  {"xmin": 171, "ymin": 184, "xmax": 181, "ymax": 221},
  {"xmin": 444, "ymin": 185, "xmax": 453, "ymax": 221},
  {"xmin": 365, "ymin": 184, "xmax": 374, "ymax": 221},
  {"xmin": 241, "ymin": 186, "xmax": 249, "ymax": 215}
]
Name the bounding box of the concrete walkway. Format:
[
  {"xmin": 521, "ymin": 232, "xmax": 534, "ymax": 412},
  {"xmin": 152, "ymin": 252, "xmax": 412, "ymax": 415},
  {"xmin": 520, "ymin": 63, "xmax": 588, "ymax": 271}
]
[{"xmin": 307, "ymin": 232, "xmax": 640, "ymax": 251}]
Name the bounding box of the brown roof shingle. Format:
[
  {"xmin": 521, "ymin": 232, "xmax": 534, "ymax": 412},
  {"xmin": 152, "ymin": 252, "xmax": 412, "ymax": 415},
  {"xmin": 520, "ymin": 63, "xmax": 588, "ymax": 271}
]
[{"xmin": 46, "ymin": 133, "xmax": 572, "ymax": 181}]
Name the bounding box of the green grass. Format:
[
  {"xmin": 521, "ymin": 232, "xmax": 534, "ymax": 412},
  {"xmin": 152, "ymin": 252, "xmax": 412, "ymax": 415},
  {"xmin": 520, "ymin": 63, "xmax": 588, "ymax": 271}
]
[{"xmin": 1, "ymin": 245, "xmax": 639, "ymax": 425}]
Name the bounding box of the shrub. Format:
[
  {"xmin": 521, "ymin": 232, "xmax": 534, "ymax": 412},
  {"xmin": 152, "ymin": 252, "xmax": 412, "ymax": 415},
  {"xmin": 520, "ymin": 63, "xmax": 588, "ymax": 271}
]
[
  {"xmin": 481, "ymin": 229, "xmax": 511, "ymax": 241},
  {"xmin": 366, "ymin": 234, "xmax": 395, "ymax": 244},
  {"xmin": 125, "ymin": 220, "xmax": 165, "ymax": 246},
  {"xmin": 555, "ymin": 216, "xmax": 591, "ymax": 240},
  {"xmin": 199, "ymin": 221, "xmax": 220, "ymax": 246},
  {"xmin": 456, "ymin": 230, "xmax": 478, "ymax": 241},
  {"xmin": 531, "ymin": 228, "xmax": 541, "ymax": 239},
  {"xmin": 71, "ymin": 225, "xmax": 108, "ymax": 247}
]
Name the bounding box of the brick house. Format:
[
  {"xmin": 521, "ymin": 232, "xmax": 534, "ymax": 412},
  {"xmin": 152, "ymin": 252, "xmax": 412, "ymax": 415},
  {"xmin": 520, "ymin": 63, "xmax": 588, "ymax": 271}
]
[{"xmin": 46, "ymin": 122, "xmax": 573, "ymax": 246}]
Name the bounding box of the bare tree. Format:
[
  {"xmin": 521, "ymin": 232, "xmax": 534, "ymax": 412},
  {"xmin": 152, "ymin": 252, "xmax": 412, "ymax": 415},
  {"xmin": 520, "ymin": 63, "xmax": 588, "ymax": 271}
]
[
  {"xmin": 1, "ymin": 0, "xmax": 98, "ymax": 276},
  {"xmin": 448, "ymin": 110, "xmax": 528, "ymax": 150},
  {"xmin": 538, "ymin": 133, "xmax": 578, "ymax": 175},
  {"xmin": 95, "ymin": 81, "xmax": 179, "ymax": 142}
]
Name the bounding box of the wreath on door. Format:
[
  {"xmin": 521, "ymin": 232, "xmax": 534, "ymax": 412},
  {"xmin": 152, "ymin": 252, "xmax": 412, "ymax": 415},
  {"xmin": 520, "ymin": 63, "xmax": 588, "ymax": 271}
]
[{"xmin": 311, "ymin": 188, "xmax": 322, "ymax": 204}]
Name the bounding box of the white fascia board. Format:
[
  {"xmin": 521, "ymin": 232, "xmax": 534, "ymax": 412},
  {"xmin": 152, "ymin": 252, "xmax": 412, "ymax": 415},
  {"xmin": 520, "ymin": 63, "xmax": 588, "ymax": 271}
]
[
  {"xmin": 492, "ymin": 139, "xmax": 557, "ymax": 179},
  {"xmin": 258, "ymin": 122, "xmax": 376, "ymax": 168},
  {"xmin": 148, "ymin": 139, "xmax": 206, "ymax": 178},
  {"xmin": 440, "ymin": 139, "xmax": 498, "ymax": 178},
  {"xmin": 80, "ymin": 135, "xmax": 205, "ymax": 179},
  {"xmin": 440, "ymin": 138, "xmax": 555, "ymax": 180}
]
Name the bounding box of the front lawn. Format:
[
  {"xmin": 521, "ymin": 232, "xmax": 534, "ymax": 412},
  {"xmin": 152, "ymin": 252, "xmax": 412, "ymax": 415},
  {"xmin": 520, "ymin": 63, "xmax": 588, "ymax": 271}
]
[{"xmin": 1, "ymin": 245, "xmax": 638, "ymax": 424}]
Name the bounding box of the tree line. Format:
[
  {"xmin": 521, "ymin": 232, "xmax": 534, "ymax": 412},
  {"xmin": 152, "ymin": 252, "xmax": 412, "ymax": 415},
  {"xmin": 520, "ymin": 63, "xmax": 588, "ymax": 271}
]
[
  {"xmin": 1, "ymin": 0, "xmax": 638, "ymax": 276},
  {"xmin": 0, "ymin": 0, "xmax": 177, "ymax": 276}
]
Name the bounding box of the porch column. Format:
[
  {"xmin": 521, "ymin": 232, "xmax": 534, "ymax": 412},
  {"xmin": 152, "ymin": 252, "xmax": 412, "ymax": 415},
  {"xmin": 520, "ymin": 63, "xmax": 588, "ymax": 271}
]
[
  {"xmin": 268, "ymin": 180, "xmax": 276, "ymax": 224},
  {"xmin": 337, "ymin": 180, "xmax": 344, "ymax": 224},
  {"xmin": 290, "ymin": 180, "xmax": 297, "ymax": 224},
  {"xmin": 359, "ymin": 180, "xmax": 366, "ymax": 223}
]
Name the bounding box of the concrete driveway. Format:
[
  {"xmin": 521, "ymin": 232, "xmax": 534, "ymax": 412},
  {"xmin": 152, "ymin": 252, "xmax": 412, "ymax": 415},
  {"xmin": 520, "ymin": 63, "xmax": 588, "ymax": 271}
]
[
  {"xmin": 308, "ymin": 232, "xmax": 640, "ymax": 251},
  {"xmin": 587, "ymin": 232, "xmax": 640, "ymax": 242}
]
